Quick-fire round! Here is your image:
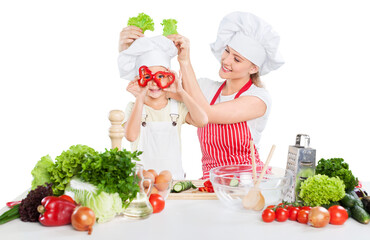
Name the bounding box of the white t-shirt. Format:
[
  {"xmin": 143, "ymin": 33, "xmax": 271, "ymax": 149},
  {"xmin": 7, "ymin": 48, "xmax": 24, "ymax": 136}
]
[{"xmin": 198, "ymin": 78, "xmax": 271, "ymax": 147}]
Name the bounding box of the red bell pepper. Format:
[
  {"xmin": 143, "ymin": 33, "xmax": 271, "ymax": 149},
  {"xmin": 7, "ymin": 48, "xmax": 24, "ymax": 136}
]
[
  {"xmin": 37, "ymin": 196, "xmax": 76, "ymax": 226},
  {"xmin": 6, "ymin": 201, "xmax": 21, "ymax": 208}
]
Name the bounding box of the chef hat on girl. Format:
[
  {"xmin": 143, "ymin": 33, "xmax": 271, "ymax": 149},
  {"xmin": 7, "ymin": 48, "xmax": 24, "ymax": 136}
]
[
  {"xmin": 210, "ymin": 12, "xmax": 284, "ymax": 76},
  {"xmin": 118, "ymin": 35, "xmax": 178, "ymax": 80}
]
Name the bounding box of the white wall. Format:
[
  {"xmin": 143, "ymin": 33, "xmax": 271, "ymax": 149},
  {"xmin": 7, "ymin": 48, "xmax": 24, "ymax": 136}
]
[{"xmin": 1, "ymin": 0, "xmax": 369, "ymax": 206}]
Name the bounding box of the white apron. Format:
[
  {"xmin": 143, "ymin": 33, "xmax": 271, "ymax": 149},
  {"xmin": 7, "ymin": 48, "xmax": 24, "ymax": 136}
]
[{"xmin": 137, "ymin": 99, "xmax": 185, "ymax": 180}]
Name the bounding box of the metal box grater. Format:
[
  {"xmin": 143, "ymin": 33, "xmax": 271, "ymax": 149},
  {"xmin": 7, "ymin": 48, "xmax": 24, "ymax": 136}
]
[{"xmin": 285, "ymin": 134, "xmax": 316, "ymax": 203}]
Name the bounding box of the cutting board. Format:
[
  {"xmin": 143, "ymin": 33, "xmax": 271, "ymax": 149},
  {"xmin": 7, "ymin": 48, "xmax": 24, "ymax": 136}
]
[{"xmin": 167, "ymin": 180, "xmax": 218, "ymax": 200}]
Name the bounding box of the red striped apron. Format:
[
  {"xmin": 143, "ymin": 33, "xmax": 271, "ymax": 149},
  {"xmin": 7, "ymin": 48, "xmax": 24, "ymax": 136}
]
[{"xmin": 197, "ymin": 80, "xmax": 263, "ymax": 179}]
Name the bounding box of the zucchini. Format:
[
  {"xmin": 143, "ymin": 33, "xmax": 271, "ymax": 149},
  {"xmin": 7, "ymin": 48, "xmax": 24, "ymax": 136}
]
[
  {"xmin": 340, "ymin": 193, "xmax": 357, "ymax": 208},
  {"xmin": 351, "ymin": 205, "xmax": 370, "ymax": 224},
  {"xmin": 171, "ymin": 181, "xmax": 196, "ymax": 193}
]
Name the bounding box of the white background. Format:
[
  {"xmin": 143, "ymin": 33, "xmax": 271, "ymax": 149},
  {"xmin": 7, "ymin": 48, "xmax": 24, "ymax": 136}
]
[{"xmin": 1, "ymin": 0, "xmax": 369, "ymax": 206}]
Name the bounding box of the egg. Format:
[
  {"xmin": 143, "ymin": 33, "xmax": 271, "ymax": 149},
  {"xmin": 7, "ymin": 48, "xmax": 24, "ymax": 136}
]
[
  {"xmin": 155, "ymin": 174, "xmax": 170, "ymax": 191},
  {"xmin": 142, "ymin": 170, "xmax": 155, "ymax": 188},
  {"xmin": 159, "ymin": 170, "xmax": 172, "ymax": 182},
  {"xmin": 147, "ymin": 169, "xmax": 158, "ymax": 178}
]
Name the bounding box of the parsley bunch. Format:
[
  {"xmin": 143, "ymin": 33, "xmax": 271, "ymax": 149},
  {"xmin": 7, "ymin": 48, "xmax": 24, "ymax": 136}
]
[
  {"xmin": 315, "ymin": 158, "xmax": 358, "ymax": 192},
  {"xmin": 78, "ymin": 148, "xmax": 142, "ymax": 207}
]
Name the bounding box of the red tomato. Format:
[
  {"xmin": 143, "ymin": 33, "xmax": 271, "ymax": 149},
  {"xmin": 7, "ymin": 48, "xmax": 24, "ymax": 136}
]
[
  {"xmin": 328, "ymin": 205, "xmax": 348, "ymax": 225},
  {"xmin": 275, "ymin": 208, "xmax": 289, "ymax": 222},
  {"xmin": 204, "ymin": 180, "xmax": 213, "ymax": 188},
  {"xmin": 266, "ymin": 205, "xmax": 275, "ymax": 209},
  {"xmin": 149, "ymin": 194, "xmax": 165, "ymax": 213},
  {"xmin": 59, "ymin": 195, "xmax": 75, "ymax": 203},
  {"xmin": 288, "ymin": 207, "xmax": 300, "ymax": 221},
  {"xmin": 301, "ymin": 206, "xmax": 312, "ymax": 211},
  {"xmin": 262, "ymin": 208, "xmax": 275, "ymax": 223},
  {"xmin": 297, "ymin": 209, "xmax": 310, "ymax": 224}
]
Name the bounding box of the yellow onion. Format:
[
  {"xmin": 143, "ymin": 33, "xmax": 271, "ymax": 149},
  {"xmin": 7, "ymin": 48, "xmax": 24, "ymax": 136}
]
[
  {"xmin": 308, "ymin": 206, "xmax": 330, "ymax": 228},
  {"xmin": 71, "ymin": 206, "xmax": 96, "ymax": 235}
]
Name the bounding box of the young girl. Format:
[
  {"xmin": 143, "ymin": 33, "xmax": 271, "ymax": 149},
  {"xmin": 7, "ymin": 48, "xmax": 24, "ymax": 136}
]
[{"xmin": 118, "ymin": 35, "xmax": 207, "ymax": 180}]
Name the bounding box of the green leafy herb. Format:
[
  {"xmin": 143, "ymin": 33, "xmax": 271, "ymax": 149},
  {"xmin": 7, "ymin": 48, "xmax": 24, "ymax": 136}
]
[
  {"xmin": 127, "ymin": 12, "xmax": 154, "ymax": 33},
  {"xmin": 315, "ymin": 158, "xmax": 358, "ymax": 191},
  {"xmin": 31, "ymin": 155, "xmax": 54, "ymax": 190},
  {"xmin": 77, "ymin": 148, "xmax": 141, "ymax": 207},
  {"xmin": 161, "ymin": 19, "xmax": 178, "ymax": 36},
  {"xmin": 48, "ymin": 145, "xmax": 98, "ymax": 195},
  {"xmin": 299, "ymin": 174, "xmax": 346, "ymax": 206}
]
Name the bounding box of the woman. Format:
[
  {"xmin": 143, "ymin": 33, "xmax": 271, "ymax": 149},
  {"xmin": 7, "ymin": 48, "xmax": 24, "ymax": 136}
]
[
  {"xmin": 119, "ymin": 12, "xmax": 284, "ymax": 179},
  {"xmin": 168, "ymin": 12, "xmax": 284, "ymax": 179}
]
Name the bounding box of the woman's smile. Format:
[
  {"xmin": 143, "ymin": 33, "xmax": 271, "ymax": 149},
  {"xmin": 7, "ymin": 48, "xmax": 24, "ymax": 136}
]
[{"xmin": 221, "ymin": 64, "xmax": 232, "ymax": 73}]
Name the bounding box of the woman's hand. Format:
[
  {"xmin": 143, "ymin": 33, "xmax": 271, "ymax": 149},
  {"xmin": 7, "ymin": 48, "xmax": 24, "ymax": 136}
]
[
  {"xmin": 167, "ymin": 34, "xmax": 190, "ymax": 63},
  {"xmin": 164, "ymin": 70, "xmax": 184, "ymax": 101},
  {"xmin": 126, "ymin": 77, "xmax": 148, "ymax": 100},
  {"xmin": 119, "ymin": 26, "xmax": 144, "ymax": 52}
]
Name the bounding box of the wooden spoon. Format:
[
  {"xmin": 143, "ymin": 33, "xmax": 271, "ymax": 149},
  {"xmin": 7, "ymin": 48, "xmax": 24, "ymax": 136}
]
[
  {"xmin": 242, "ymin": 141, "xmax": 260, "ymax": 209},
  {"xmin": 243, "ymin": 144, "xmax": 276, "ymax": 210}
]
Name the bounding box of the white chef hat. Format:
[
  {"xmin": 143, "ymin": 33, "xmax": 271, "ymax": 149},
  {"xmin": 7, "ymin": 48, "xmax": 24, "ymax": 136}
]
[
  {"xmin": 210, "ymin": 12, "xmax": 284, "ymax": 75},
  {"xmin": 118, "ymin": 35, "xmax": 178, "ymax": 80}
]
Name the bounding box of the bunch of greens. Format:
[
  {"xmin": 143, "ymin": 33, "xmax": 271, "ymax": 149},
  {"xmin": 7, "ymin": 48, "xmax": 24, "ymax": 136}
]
[
  {"xmin": 78, "ymin": 148, "xmax": 141, "ymax": 207},
  {"xmin": 127, "ymin": 12, "xmax": 154, "ymax": 33},
  {"xmin": 49, "ymin": 145, "xmax": 98, "ymax": 195},
  {"xmin": 161, "ymin": 19, "xmax": 178, "ymax": 36},
  {"xmin": 299, "ymin": 174, "xmax": 345, "ymax": 206},
  {"xmin": 315, "ymin": 158, "xmax": 358, "ymax": 191}
]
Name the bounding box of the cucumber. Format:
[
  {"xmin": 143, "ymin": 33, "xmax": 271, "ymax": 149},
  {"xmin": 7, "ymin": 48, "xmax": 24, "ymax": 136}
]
[
  {"xmin": 229, "ymin": 178, "xmax": 239, "ymax": 187},
  {"xmin": 172, "ymin": 181, "xmax": 196, "ymax": 193},
  {"xmin": 351, "ymin": 205, "xmax": 370, "ymax": 224},
  {"xmin": 340, "ymin": 193, "xmax": 357, "ymax": 208},
  {"xmin": 350, "ymin": 191, "xmax": 364, "ymax": 208},
  {"xmin": 344, "ymin": 207, "xmax": 351, "ymax": 218}
]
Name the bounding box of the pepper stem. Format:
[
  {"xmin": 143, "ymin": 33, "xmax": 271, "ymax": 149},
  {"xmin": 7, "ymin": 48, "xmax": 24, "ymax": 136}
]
[{"xmin": 37, "ymin": 205, "xmax": 45, "ymax": 214}]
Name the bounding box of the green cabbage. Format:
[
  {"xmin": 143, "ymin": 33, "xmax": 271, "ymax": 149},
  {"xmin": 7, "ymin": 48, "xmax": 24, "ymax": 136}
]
[
  {"xmin": 161, "ymin": 19, "xmax": 178, "ymax": 36},
  {"xmin": 65, "ymin": 177, "xmax": 124, "ymax": 223},
  {"xmin": 31, "ymin": 155, "xmax": 54, "ymax": 189},
  {"xmin": 299, "ymin": 174, "xmax": 346, "ymax": 206}
]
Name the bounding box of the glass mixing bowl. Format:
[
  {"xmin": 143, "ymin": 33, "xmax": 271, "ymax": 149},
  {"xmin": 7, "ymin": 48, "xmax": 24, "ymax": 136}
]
[{"xmin": 210, "ymin": 165, "xmax": 293, "ymax": 211}]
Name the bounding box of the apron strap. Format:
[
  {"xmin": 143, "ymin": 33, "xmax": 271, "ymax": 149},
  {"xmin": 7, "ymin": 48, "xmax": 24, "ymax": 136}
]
[
  {"xmin": 169, "ymin": 99, "xmax": 179, "ymax": 126},
  {"xmin": 141, "ymin": 107, "xmax": 148, "ymax": 127},
  {"xmin": 210, "ymin": 79, "xmax": 253, "ymax": 105}
]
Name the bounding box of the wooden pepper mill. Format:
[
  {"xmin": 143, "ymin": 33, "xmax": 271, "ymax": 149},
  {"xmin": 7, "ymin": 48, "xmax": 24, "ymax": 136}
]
[{"xmin": 108, "ymin": 110, "xmax": 125, "ymax": 150}]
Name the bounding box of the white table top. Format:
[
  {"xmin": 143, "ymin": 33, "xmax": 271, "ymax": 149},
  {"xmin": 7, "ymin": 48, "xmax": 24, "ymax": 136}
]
[{"xmin": 1, "ymin": 185, "xmax": 370, "ymax": 240}]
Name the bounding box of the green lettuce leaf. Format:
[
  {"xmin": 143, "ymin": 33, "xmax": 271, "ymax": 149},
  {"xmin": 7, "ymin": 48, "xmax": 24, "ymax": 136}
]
[
  {"xmin": 31, "ymin": 155, "xmax": 54, "ymax": 189},
  {"xmin": 127, "ymin": 13, "xmax": 154, "ymax": 33},
  {"xmin": 48, "ymin": 145, "xmax": 98, "ymax": 195},
  {"xmin": 161, "ymin": 19, "xmax": 178, "ymax": 36}
]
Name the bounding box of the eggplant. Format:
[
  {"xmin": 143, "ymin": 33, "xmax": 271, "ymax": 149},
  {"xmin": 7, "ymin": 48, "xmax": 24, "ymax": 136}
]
[
  {"xmin": 362, "ymin": 196, "xmax": 370, "ymax": 214},
  {"xmin": 354, "ymin": 188, "xmax": 368, "ymax": 198}
]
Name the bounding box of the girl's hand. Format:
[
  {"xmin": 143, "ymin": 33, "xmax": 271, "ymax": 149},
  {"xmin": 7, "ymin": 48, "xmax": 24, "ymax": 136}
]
[
  {"xmin": 119, "ymin": 26, "xmax": 144, "ymax": 52},
  {"xmin": 167, "ymin": 34, "xmax": 190, "ymax": 63},
  {"xmin": 164, "ymin": 70, "xmax": 184, "ymax": 101},
  {"xmin": 126, "ymin": 77, "xmax": 148, "ymax": 100}
]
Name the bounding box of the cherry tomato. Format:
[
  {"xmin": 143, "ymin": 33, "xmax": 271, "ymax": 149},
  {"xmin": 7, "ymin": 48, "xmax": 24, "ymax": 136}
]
[
  {"xmin": 149, "ymin": 194, "xmax": 165, "ymax": 213},
  {"xmin": 59, "ymin": 195, "xmax": 75, "ymax": 203},
  {"xmin": 262, "ymin": 208, "xmax": 275, "ymax": 223},
  {"xmin": 204, "ymin": 180, "xmax": 213, "ymax": 188},
  {"xmin": 266, "ymin": 205, "xmax": 275, "ymax": 209},
  {"xmin": 297, "ymin": 209, "xmax": 310, "ymax": 224},
  {"xmin": 328, "ymin": 205, "xmax": 348, "ymax": 225},
  {"xmin": 275, "ymin": 208, "xmax": 289, "ymax": 222},
  {"xmin": 288, "ymin": 207, "xmax": 300, "ymax": 221},
  {"xmin": 301, "ymin": 206, "xmax": 312, "ymax": 211}
]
